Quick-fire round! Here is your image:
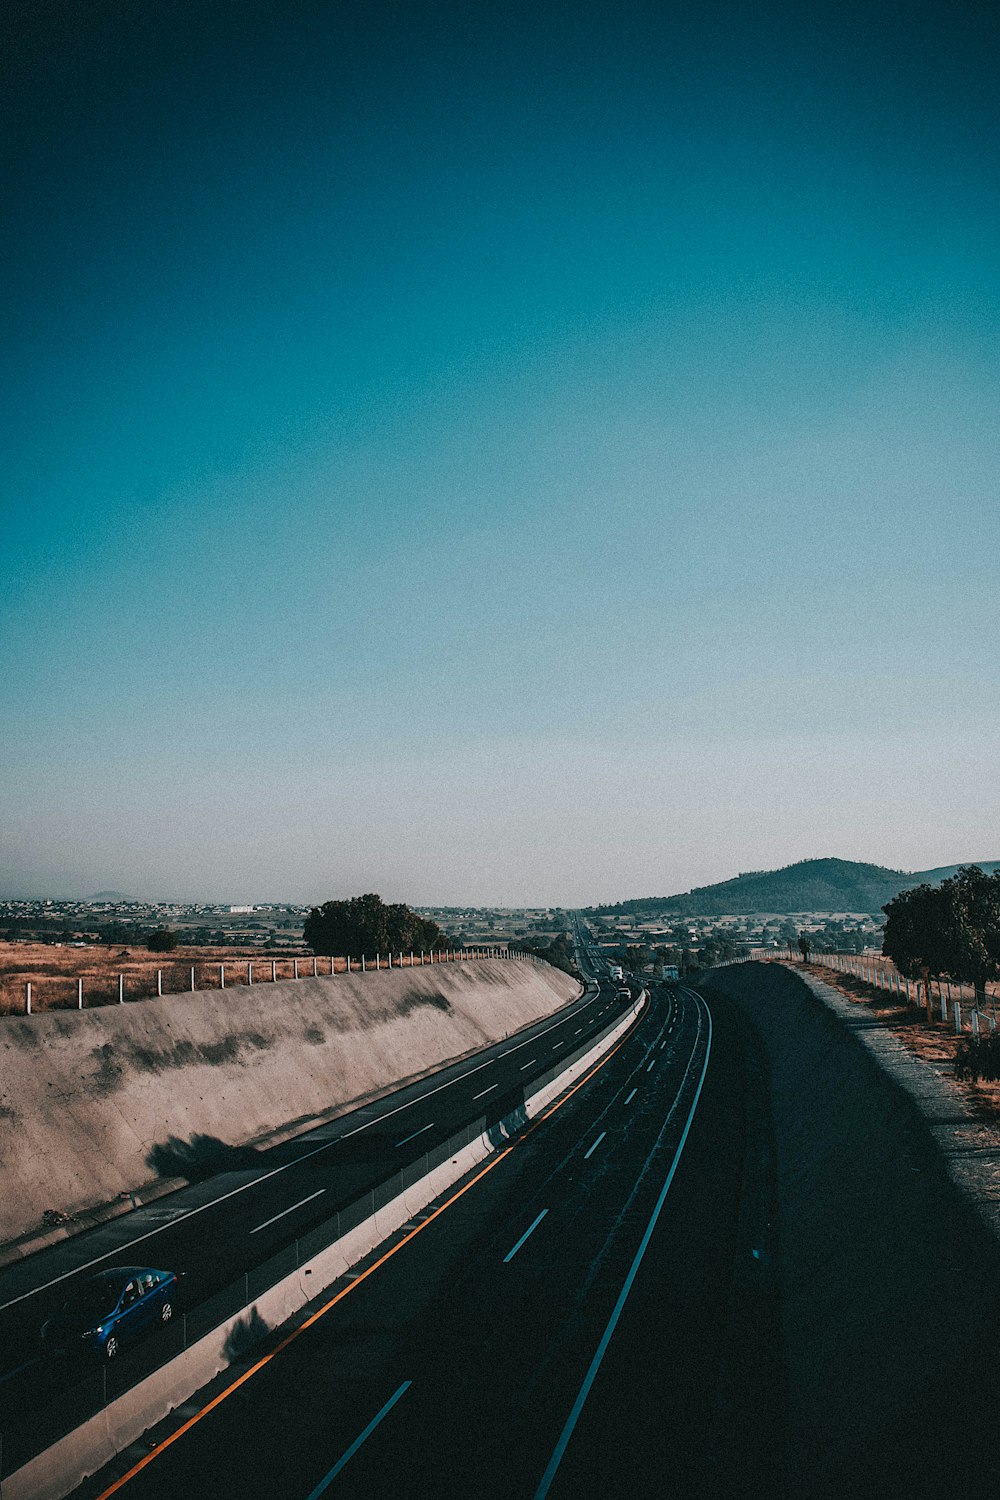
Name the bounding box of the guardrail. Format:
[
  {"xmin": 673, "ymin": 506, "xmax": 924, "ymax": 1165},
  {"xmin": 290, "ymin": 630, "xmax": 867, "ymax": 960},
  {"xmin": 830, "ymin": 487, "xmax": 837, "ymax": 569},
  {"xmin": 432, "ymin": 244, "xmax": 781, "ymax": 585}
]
[
  {"xmin": 0, "ymin": 989, "xmax": 642, "ymax": 1494},
  {"xmin": 9, "ymin": 946, "xmax": 547, "ymax": 1018}
]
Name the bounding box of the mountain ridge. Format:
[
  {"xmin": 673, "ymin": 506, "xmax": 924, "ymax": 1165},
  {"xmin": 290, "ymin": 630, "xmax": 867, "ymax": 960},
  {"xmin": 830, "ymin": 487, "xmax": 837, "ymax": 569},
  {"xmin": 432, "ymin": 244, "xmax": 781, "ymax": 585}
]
[{"xmin": 590, "ymin": 857, "xmax": 1000, "ymax": 917}]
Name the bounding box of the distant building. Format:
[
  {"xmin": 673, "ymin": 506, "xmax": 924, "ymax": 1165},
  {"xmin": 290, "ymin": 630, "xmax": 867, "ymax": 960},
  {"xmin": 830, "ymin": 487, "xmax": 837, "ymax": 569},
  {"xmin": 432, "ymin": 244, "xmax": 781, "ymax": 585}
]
[{"xmin": 229, "ymin": 905, "xmax": 254, "ymax": 914}]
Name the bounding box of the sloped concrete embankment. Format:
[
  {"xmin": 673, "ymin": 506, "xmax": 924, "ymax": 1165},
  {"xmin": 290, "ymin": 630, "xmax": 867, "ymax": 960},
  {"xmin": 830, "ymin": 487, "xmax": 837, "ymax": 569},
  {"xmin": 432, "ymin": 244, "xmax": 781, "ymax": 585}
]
[
  {"xmin": 1, "ymin": 996, "xmax": 644, "ymax": 1500},
  {"xmin": 0, "ymin": 959, "xmax": 578, "ymax": 1252},
  {"xmin": 702, "ymin": 961, "xmax": 1000, "ymax": 1500}
]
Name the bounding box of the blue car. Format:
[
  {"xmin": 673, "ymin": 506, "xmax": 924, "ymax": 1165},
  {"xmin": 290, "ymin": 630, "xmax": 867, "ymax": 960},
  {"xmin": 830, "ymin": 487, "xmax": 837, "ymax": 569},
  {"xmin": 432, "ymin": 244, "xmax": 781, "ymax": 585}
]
[{"xmin": 41, "ymin": 1266, "xmax": 179, "ymax": 1360}]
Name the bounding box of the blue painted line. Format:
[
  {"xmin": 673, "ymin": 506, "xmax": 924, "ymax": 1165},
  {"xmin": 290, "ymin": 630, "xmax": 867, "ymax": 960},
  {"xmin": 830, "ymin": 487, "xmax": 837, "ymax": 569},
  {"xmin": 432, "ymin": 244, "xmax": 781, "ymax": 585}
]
[
  {"xmin": 646, "ymin": 1059, "xmax": 656, "ymax": 1073},
  {"xmin": 503, "ymin": 1209, "xmax": 549, "ymax": 1264},
  {"xmin": 533, "ymin": 999, "xmax": 714, "ymax": 1500},
  {"xmin": 624, "ymin": 1088, "xmax": 637, "ymax": 1105},
  {"xmin": 394, "ymin": 1122, "xmax": 434, "ymax": 1149},
  {"xmin": 583, "ymin": 1131, "xmax": 606, "ymax": 1161},
  {"xmin": 305, "ymin": 1381, "xmax": 412, "ymax": 1498}
]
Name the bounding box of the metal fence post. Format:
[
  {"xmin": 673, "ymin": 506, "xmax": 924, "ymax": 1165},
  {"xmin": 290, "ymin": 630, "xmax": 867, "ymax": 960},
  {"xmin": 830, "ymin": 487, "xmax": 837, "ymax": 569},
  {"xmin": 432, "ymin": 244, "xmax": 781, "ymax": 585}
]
[
  {"xmin": 118, "ymin": 974, "xmax": 124, "ymax": 1004},
  {"xmin": 190, "ymin": 966, "xmax": 196, "ymax": 992},
  {"xmin": 220, "ymin": 963, "xmax": 225, "ymax": 990},
  {"xmin": 157, "ymin": 969, "xmax": 163, "ymax": 997},
  {"xmin": 248, "ymin": 961, "xmax": 253, "ymax": 986},
  {"xmin": 312, "ymin": 957, "xmax": 317, "ymax": 977},
  {"xmin": 972, "ymin": 1010, "xmax": 980, "ymax": 1039},
  {"xmin": 272, "ymin": 959, "xmax": 277, "ymax": 982},
  {"xmin": 941, "ymin": 989, "xmax": 947, "ymax": 1022},
  {"xmin": 362, "ymin": 954, "xmax": 366, "ymax": 972},
  {"xmin": 954, "ymin": 1001, "xmax": 962, "ymax": 1033},
  {"xmin": 293, "ymin": 958, "xmax": 299, "ymax": 980},
  {"xmin": 25, "ymin": 981, "xmax": 31, "ymax": 1015}
]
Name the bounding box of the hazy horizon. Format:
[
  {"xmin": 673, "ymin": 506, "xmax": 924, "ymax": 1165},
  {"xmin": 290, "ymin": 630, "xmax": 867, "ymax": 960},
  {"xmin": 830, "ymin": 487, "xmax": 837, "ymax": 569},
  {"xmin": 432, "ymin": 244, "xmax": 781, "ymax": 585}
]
[
  {"xmin": 3, "ymin": 1, "xmax": 998, "ymax": 909},
  {"xmin": 4, "ymin": 848, "xmax": 999, "ymax": 910}
]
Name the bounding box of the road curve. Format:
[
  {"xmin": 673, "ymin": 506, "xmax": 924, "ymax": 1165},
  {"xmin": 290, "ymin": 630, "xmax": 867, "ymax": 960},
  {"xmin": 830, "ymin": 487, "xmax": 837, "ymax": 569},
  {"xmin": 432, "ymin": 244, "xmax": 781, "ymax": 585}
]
[{"xmin": 63, "ymin": 978, "xmax": 772, "ymax": 1500}]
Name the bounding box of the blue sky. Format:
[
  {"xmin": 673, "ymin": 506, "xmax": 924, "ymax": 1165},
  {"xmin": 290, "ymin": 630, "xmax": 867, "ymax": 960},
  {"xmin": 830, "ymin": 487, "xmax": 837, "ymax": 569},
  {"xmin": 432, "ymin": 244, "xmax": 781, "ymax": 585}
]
[{"xmin": 2, "ymin": 0, "xmax": 998, "ymax": 904}]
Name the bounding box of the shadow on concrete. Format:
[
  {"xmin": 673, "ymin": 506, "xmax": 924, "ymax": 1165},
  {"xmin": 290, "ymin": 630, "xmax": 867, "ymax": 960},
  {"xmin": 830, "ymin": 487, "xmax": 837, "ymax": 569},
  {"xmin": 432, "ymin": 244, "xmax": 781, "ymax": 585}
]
[
  {"xmin": 145, "ymin": 1134, "xmax": 261, "ymax": 1182},
  {"xmin": 223, "ymin": 1305, "xmax": 271, "ymax": 1363}
]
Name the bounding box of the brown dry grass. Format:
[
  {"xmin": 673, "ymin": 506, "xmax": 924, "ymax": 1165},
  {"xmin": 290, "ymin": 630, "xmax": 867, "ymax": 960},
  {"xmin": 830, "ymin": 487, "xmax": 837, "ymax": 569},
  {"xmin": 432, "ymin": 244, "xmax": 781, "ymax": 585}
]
[
  {"xmin": 797, "ymin": 960, "xmax": 1000, "ymax": 1127},
  {"xmin": 0, "ymin": 942, "xmax": 337, "ymax": 1015}
]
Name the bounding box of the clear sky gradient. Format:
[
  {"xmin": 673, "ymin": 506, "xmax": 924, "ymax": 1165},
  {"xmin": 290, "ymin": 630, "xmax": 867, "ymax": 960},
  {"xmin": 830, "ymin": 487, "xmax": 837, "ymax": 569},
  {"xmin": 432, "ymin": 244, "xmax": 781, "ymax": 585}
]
[{"xmin": 2, "ymin": 0, "xmax": 998, "ymax": 905}]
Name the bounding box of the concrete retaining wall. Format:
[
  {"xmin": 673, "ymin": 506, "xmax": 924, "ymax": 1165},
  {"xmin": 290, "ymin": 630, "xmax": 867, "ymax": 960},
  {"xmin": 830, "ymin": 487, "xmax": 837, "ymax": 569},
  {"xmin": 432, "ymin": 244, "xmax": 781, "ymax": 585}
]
[{"xmin": 0, "ymin": 959, "xmax": 578, "ymax": 1250}]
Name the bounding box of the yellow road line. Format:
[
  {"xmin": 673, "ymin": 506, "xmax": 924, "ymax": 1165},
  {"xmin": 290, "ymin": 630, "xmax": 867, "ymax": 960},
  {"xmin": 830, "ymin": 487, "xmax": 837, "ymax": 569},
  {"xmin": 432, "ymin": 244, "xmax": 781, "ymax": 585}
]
[{"xmin": 92, "ymin": 998, "xmax": 648, "ymax": 1499}]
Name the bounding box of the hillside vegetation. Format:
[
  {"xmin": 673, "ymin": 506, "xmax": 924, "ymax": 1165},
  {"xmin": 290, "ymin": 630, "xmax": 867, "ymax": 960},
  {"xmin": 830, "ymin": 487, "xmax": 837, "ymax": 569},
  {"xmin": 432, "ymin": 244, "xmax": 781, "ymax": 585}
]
[{"xmin": 592, "ymin": 857, "xmax": 1000, "ymax": 918}]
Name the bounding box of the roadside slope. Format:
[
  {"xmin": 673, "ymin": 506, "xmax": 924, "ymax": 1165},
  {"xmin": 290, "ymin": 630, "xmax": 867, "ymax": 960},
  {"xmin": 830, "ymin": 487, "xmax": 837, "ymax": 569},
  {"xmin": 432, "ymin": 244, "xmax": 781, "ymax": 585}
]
[{"xmin": 0, "ymin": 959, "xmax": 577, "ymax": 1251}]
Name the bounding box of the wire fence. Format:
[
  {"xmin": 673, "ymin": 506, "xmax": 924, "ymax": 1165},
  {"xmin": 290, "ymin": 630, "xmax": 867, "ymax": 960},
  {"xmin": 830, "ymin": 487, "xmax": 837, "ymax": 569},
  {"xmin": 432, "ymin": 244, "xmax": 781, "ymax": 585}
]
[
  {"xmin": 8, "ymin": 946, "xmax": 540, "ymax": 1018},
  {"xmin": 715, "ymin": 948, "xmax": 1000, "ymax": 1037}
]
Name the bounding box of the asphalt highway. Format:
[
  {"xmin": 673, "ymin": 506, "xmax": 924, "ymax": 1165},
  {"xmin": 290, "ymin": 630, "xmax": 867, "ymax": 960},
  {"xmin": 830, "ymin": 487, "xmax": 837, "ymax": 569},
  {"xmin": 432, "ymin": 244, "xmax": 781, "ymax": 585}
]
[
  {"xmin": 65, "ymin": 973, "xmax": 776, "ymax": 1500},
  {"xmin": 0, "ymin": 963, "xmax": 633, "ymax": 1413}
]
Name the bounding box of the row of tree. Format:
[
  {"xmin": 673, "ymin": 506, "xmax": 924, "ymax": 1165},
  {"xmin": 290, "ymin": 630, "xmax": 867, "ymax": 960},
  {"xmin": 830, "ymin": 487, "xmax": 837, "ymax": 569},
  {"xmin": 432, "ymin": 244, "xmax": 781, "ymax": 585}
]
[{"xmin": 881, "ymin": 865, "xmax": 1000, "ymax": 1007}]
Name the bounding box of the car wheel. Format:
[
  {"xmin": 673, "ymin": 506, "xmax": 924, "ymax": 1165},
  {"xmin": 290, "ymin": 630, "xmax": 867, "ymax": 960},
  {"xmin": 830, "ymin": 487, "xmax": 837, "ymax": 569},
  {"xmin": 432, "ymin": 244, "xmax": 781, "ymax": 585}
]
[
  {"xmin": 105, "ymin": 1336, "xmax": 118, "ymax": 1360},
  {"xmin": 160, "ymin": 1302, "xmax": 173, "ymax": 1324}
]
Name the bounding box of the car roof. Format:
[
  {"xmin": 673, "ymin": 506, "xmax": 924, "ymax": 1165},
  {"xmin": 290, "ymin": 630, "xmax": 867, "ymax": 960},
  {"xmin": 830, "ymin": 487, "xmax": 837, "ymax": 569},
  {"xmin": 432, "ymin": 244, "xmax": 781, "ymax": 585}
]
[{"xmin": 86, "ymin": 1266, "xmax": 164, "ymax": 1283}]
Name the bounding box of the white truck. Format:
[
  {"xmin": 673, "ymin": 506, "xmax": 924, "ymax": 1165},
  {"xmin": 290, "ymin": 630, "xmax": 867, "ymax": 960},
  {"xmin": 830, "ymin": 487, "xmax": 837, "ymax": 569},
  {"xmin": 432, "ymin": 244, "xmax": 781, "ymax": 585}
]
[{"xmin": 609, "ymin": 964, "xmax": 625, "ymax": 982}]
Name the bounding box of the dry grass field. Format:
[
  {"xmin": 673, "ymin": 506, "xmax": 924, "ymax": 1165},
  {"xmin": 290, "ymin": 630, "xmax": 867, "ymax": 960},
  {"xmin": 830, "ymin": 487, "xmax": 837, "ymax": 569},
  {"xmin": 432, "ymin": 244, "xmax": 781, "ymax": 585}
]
[{"xmin": 0, "ymin": 941, "xmax": 344, "ymax": 1015}]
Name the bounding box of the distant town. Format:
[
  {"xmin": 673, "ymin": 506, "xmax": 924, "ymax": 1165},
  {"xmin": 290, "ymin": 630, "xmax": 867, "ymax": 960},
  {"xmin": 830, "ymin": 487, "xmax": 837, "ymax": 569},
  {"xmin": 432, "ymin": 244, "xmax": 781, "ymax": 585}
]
[{"xmin": 0, "ymin": 894, "xmax": 884, "ymax": 966}]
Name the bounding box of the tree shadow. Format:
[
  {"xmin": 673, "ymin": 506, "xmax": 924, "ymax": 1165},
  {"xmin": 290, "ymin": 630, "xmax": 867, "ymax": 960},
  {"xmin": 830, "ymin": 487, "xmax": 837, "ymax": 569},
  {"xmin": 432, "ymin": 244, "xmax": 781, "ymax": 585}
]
[
  {"xmin": 223, "ymin": 1306, "xmax": 271, "ymax": 1363},
  {"xmin": 145, "ymin": 1133, "xmax": 261, "ymax": 1182}
]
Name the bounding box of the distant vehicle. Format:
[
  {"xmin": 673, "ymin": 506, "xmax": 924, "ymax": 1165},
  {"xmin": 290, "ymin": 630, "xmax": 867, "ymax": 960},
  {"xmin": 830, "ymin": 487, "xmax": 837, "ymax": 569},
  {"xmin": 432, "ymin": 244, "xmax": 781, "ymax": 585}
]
[
  {"xmin": 609, "ymin": 965, "xmax": 625, "ymax": 982},
  {"xmin": 617, "ymin": 987, "xmax": 631, "ymax": 1000},
  {"xmin": 41, "ymin": 1266, "xmax": 179, "ymax": 1360}
]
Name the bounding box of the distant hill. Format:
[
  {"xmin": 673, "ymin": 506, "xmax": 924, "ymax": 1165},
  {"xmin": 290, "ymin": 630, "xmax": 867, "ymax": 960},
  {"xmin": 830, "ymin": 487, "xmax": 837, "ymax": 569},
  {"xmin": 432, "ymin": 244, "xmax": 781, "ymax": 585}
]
[
  {"xmin": 590, "ymin": 858, "xmax": 1000, "ymax": 918},
  {"xmin": 87, "ymin": 891, "xmax": 133, "ymax": 903}
]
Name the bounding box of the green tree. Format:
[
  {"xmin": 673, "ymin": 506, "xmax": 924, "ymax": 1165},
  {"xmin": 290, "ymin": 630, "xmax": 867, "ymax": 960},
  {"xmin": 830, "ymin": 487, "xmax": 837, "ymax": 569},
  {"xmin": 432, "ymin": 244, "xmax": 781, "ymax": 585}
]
[
  {"xmin": 937, "ymin": 865, "xmax": 1000, "ymax": 1008},
  {"xmin": 512, "ymin": 930, "xmax": 579, "ymax": 978},
  {"xmin": 304, "ymin": 893, "xmax": 450, "ymax": 960},
  {"xmin": 882, "ymin": 881, "xmax": 948, "ymax": 1012},
  {"xmin": 797, "ymin": 933, "xmax": 812, "ymax": 962},
  {"xmin": 147, "ymin": 928, "xmax": 178, "ymax": 952}
]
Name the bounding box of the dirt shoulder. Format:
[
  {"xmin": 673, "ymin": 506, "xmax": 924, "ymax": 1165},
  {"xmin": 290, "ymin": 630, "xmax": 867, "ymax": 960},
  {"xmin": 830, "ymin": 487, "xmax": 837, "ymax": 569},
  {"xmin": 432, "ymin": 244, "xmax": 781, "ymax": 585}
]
[
  {"xmin": 770, "ymin": 960, "xmax": 1000, "ymax": 1245},
  {"xmin": 797, "ymin": 959, "xmax": 1000, "ymax": 1128}
]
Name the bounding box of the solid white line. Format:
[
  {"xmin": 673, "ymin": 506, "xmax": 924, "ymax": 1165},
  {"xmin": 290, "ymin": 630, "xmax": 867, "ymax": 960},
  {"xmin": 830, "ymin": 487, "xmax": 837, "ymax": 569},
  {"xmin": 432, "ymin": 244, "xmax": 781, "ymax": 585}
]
[
  {"xmin": 305, "ymin": 1381, "xmax": 412, "ymax": 1498},
  {"xmin": 395, "ymin": 1122, "xmax": 434, "ymax": 1148},
  {"xmin": 503, "ymin": 1209, "xmax": 549, "ymax": 1263},
  {"xmin": 583, "ymin": 1131, "xmax": 606, "ymax": 1161},
  {"xmin": 0, "ymin": 980, "xmax": 607, "ymax": 1313},
  {"xmin": 472, "ymin": 1084, "xmax": 498, "ymax": 1100},
  {"xmin": 520, "ymin": 1058, "xmax": 537, "ymax": 1070},
  {"xmin": 646, "ymin": 1059, "xmax": 656, "ymax": 1072},
  {"xmin": 624, "ymin": 1088, "xmax": 637, "ymax": 1105},
  {"xmin": 250, "ymin": 1189, "xmax": 326, "ymax": 1236},
  {"xmin": 533, "ymin": 995, "xmax": 713, "ymax": 1500}
]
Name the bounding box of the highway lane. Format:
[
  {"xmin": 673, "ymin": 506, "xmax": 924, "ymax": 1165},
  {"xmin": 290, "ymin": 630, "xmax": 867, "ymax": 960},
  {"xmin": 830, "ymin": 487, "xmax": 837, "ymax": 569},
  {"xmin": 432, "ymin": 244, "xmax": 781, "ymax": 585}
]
[
  {"xmin": 0, "ymin": 967, "xmax": 634, "ymax": 1419},
  {"xmin": 67, "ymin": 982, "xmax": 767, "ymax": 1500}
]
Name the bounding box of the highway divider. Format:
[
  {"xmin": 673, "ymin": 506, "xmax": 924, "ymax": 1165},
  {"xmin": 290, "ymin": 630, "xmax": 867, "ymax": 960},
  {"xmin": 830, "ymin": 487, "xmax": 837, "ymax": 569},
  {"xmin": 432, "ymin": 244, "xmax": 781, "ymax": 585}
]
[{"xmin": 0, "ymin": 989, "xmax": 647, "ymax": 1500}]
